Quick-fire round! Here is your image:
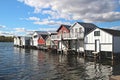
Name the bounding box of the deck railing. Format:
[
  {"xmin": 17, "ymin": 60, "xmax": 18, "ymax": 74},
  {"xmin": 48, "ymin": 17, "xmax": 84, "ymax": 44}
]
[
  {"xmin": 51, "ymin": 34, "xmax": 61, "ymax": 40},
  {"xmin": 51, "ymin": 32, "xmax": 84, "ymax": 40},
  {"xmin": 63, "ymin": 32, "xmax": 84, "ymax": 39}
]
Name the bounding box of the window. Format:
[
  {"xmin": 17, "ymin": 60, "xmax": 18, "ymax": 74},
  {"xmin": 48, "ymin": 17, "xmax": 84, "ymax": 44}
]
[
  {"xmin": 94, "ymin": 31, "xmax": 100, "ymax": 36},
  {"xmin": 79, "ymin": 28, "xmax": 82, "ymax": 33},
  {"xmin": 63, "ymin": 31, "xmax": 66, "ymax": 33},
  {"xmin": 34, "ymin": 35, "xmax": 37, "ymax": 38}
]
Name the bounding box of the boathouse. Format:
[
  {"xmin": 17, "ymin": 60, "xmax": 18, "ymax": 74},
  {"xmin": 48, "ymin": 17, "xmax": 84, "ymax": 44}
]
[
  {"xmin": 14, "ymin": 36, "xmax": 21, "ymax": 46},
  {"xmin": 14, "ymin": 36, "xmax": 31, "ymax": 47},
  {"xmin": 63, "ymin": 22, "xmax": 97, "ymax": 53},
  {"xmin": 45, "ymin": 32, "xmax": 57, "ymax": 49},
  {"xmin": 51, "ymin": 24, "xmax": 71, "ymax": 51},
  {"xmin": 31, "ymin": 31, "xmax": 48, "ymax": 48},
  {"xmin": 85, "ymin": 27, "xmax": 120, "ymax": 59},
  {"xmin": 20, "ymin": 36, "xmax": 31, "ymax": 47}
]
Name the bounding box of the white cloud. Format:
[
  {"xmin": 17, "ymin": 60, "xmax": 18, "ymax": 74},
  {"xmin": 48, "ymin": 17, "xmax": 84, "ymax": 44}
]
[
  {"xmin": 26, "ymin": 16, "xmax": 71, "ymax": 25},
  {"xmin": 27, "ymin": 16, "xmax": 40, "ymax": 21},
  {"xmin": 18, "ymin": 0, "xmax": 120, "ymax": 22},
  {"xmin": 14, "ymin": 28, "xmax": 26, "ymax": 32},
  {"xmin": 33, "ymin": 19, "xmax": 71, "ymax": 25},
  {"xmin": 0, "ymin": 31, "xmax": 14, "ymax": 36},
  {"xmin": 39, "ymin": 27, "xmax": 57, "ymax": 31},
  {"xmin": 0, "ymin": 25, "xmax": 6, "ymax": 28}
]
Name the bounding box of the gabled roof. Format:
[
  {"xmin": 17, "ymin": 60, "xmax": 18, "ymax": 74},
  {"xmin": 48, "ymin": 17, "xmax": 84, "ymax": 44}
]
[
  {"xmin": 100, "ymin": 28, "xmax": 120, "ymax": 36},
  {"xmin": 41, "ymin": 34, "xmax": 48, "ymax": 40},
  {"xmin": 77, "ymin": 22, "xmax": 97, "ymax": 29},
  {"xmin": 74, "ymin": 22, "xmax": 97, "ymax": 35},
  {"xmin": 56, "ymin": 24, "xmax": 71, "ymax": 32},
  {"xmin": 34, "ymin": 31, "xmax": 48, "ymax": 35}
]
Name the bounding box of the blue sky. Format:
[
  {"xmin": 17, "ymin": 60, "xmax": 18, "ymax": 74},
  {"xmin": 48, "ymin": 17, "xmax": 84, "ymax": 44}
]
[{"xmin": 0, "ymin": 0, "xmax": 120, "ymax": 36}]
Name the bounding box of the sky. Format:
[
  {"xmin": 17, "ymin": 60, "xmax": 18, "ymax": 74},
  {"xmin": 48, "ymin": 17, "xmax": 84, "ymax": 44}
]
[{"xmin": 0, "ymin": 0, "xmax": 120, "ymax": 36}]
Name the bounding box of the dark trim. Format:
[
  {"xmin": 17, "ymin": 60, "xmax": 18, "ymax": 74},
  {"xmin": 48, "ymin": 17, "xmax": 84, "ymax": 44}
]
[{"xmin": 84, "ymin": 43, "xmax": 94, "ymax": 44}]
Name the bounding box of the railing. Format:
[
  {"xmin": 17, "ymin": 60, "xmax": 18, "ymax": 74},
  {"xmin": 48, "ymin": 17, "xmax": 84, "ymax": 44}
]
[
  {"xmin": 51, "ymin": 34, "xmax": 61, "ymax": 40},
  {"xmin": 63, "ymin": 32, "xmax": 84, "ymax": 39},
  {"xmin": 51, "ymin": 32, "xmax": 84, "ymax": 40}
]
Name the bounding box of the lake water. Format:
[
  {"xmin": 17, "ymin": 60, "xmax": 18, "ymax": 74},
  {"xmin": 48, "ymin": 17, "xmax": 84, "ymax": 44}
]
[{"xmin": 0, "ymin": 42, "xmax": 120, "ymax": 80}]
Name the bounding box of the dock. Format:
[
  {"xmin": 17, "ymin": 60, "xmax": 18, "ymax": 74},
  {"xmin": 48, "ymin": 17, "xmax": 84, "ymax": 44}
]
[{"xmin": 110, "ymin": 75, "xmax": 120, "ymax": 80}]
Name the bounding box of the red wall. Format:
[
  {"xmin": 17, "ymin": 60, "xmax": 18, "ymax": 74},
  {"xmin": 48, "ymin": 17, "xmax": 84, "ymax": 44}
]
[
  {"xmin": 38, "ymin": 37, "xmax": 45, "ymax": 45},
  {"xmin": 57, "ymin": 26, "xmax": 70, "ymax": 34}
]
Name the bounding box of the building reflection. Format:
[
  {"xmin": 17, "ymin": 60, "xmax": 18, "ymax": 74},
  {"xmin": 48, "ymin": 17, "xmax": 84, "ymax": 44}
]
[{"xmin": 13, "ymin": 47, "xmax": 120, "ymax": 80}]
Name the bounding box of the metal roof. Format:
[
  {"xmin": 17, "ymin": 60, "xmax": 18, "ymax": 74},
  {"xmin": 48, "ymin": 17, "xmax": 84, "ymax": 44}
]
[{"xmin": 100, "ymin": 28, "xmax": 120, "ymax": 36}]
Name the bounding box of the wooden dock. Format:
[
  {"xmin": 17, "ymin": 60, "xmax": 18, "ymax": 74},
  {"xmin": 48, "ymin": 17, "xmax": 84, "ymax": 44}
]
[{"xmin": 110, "ymin": 75, "xmax": 120, "ymax": 80}]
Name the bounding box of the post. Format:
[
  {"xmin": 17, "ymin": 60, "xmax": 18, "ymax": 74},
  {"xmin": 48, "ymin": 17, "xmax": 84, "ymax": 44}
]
[{"xmin": 111, "ymin": 52, "xmax": 114, "ymax": 60}]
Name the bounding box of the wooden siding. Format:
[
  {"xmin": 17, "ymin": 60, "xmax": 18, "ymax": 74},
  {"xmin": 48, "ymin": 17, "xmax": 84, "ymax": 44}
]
[
  {"xmin": 70, "ymin": 23, "xmax": 84, "ymax": 52},
  {"xmin": 57, "ymin": 25, "xmax": 70, "ymax": 34},
  {"xmin": 85, "ymin": 28, "xmax": 113, "ymax": 52},
  {"xmin": 38, "ymin": 37, "xmax": 45, "ymax": 45}
]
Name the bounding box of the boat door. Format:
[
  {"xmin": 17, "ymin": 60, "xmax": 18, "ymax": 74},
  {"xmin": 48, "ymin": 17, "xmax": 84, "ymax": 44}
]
[{"xmin": 95, "ymin": 40, "xmax": 100, "ymax": 52}]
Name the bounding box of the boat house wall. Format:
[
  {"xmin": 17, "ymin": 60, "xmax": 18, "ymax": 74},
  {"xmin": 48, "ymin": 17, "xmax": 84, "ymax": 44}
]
[
  {"xmin": 85, "ymin": 28, "xmax": 113, "ymax": 52},
  {"xmin": 32, "ymin": 32, "xmax": 39, "ymax": 46},
  {"xmin": 57, "ymin": 25, "xmax": 70, "ymax": 51},
  {"xmin": 69, "ymin": 22, "xmax": 85, "ymax": 52}
]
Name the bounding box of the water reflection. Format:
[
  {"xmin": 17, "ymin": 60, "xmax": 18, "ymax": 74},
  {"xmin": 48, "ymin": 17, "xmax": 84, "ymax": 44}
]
[{"xmin": 0, "ymin": 43, "xmax": 120, "ymax": 80}]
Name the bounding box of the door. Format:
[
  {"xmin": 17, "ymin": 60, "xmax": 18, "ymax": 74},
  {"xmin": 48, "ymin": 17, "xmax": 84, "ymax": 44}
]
[{"xmin": 95, "ymin": 40, "xmax": 100, "ymax": 52}]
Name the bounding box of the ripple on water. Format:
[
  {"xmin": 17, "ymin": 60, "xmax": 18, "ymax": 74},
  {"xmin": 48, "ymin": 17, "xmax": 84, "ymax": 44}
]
[{"xmin": 0, "ymin": 42, "xmax": 119, "ymax": 80}]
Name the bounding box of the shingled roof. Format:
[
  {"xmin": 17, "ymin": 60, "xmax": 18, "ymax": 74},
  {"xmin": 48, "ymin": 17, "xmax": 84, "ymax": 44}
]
[
  {"xmin": 57, "ymin": 24, "xmax": 71, "ymax": 32},
  {"xmin": 76, "ymin": 22, "xmax": 97, "ymax": 35},
  {"xmin": 77, "ymin": 22, "xmax": 97, "ymax": 29},
  {"xmin": 100, "ymin": 28, "xmax": 120, "ymax": 36},
  {"xmin": 41, "ymin": 34, "xmax": 48, "ymax": 40},
  {"xmin": 34, "ymin": 31, "xmax": 49, "ymax": 35}
]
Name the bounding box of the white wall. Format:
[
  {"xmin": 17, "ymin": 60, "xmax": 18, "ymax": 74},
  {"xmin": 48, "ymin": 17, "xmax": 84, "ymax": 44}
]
[
  {"xmin": 85, "ymin": 28, "xmax": 113, "ymax": 52},
  {"xmin": 70, "ymin": 23, "xmax": 85, "ymax": 34},
  {"xmin": 113, "ymin": 36, "xmax": 120, "ymax": 53},
  {"xmin": 14, "ymin": 37, "xmax": 21, "ymax": 46},
  {"xmin": 46, "ymin": 36, "xmax": 51, "ymax": 46},
  {"xmin": 32, "ymin": 32, "xmax": 39, "ymax": 46},
  {"xmin": 70, "ymin": 23, "xmax": 85, "ymax": 52},
  {"xmin": 14, "ymin": 38, "xmax": 17, "ymax": 45},
  {"xmin": 58, "ymin": 41, "xmax": 66, "ymax": 51}
]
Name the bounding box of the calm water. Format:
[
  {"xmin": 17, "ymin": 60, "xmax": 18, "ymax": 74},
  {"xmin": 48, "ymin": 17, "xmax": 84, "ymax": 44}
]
[{"xmin": 0, "ymin": 42, "xmax": 120, "ymax": 80}]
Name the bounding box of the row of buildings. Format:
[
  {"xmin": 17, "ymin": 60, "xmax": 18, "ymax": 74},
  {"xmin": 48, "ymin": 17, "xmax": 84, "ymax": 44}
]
[{"xmin": 14, "ymin": 22, "xmax": 120, "ymax": 59}]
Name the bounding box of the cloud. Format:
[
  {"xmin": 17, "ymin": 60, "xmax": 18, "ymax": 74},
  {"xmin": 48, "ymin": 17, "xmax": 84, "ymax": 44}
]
[
  {"xmin": 0, "ymin": 31, "xmax": 14, "ymax": 36},
  {"xmin": 39, "ymin": 27, "xmax": 57, "ymax": 31},
  {"xmin": 26, "ymin": 16, "xmax": 71, "ymax": 25},
  {"xmin": 18, "ymin": 0, "xmax": 120, "ymax": 22},
  {"xmin": 0, "ymin": 25, "xmax": 6, "ymax": 28},
  {"xmin": 14, "ymin": 28, "xmax": 26, "ymax": 32},
  {"xmin": 27, "ymin": 16, "xmax": 40, "ymax": 21},
  {"xmin": 33, "ymin": 19, "xmax": 71, "ymax": 25}
]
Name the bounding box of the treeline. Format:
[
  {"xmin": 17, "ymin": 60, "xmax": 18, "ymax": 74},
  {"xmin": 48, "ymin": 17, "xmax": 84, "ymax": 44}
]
[{"xmin": 0, "ymin": 36, "xmax": 14, "ymax": 42}]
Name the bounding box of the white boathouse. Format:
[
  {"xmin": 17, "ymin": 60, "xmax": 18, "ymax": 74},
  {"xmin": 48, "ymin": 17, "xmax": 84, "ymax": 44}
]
[
  {"xmin": 14, "ymin": 36, "xmax": 31, "ymax": 47},
  {"xmin": 85, "ymin": 27, "xmax": 120, "ymax": 59},
  {"xmin": 30, "ymin": 31, "xmax": 48, "ymax": 47},
  {"xmin": 68, "ymin": 22, "xmax": 97, "ymax": 52}
]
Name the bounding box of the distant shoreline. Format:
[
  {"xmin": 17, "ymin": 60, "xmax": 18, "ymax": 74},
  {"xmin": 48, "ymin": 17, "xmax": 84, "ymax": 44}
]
[{"xmin": 0, "ymin": 36, "xmax": 13, "ymax": 42}]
